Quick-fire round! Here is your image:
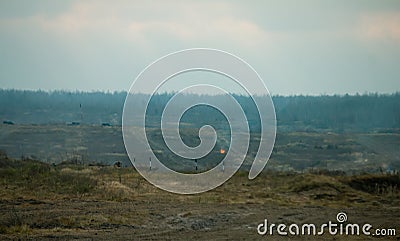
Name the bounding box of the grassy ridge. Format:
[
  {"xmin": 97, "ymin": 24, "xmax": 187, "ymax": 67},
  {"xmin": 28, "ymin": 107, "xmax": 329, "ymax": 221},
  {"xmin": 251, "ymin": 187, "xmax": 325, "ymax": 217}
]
[{"xmin": 1, "ymin": 154, "xmax": 399, "ymax": 202}]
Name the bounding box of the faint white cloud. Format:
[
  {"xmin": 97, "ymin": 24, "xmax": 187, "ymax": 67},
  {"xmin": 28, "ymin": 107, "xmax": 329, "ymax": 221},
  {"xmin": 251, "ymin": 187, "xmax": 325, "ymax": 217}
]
[
  {"xmin": 0, "ymin": 1, "xmax": 274, "ymax": 48},
  {"xmin": 358, "ymin": 12, "xmax": 400, "ymax": 42}
]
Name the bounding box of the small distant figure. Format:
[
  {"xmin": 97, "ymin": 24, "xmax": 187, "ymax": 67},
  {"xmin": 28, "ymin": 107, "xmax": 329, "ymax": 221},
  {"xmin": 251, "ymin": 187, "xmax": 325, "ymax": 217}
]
[
  {"xmin": 114, "ymin": 161, "xmax": 122, "ymax": 183},
  {"xmin": 102, "ymin": 122, "xmax": 112, "ymax": 127},
  {"xmin": 67, "ymin": 121, "xmax": 80, "ymax": 126},
  {"xmin": 149, "ymin": 157, "xmax": 152, "ymax": 170},
  {"xmin": 114, "ymin": 161, "xmax": 122, "ymax": 168},
  {"xmin": 3, "ymin": 120, "xmax": 14, "ymax": 125}
]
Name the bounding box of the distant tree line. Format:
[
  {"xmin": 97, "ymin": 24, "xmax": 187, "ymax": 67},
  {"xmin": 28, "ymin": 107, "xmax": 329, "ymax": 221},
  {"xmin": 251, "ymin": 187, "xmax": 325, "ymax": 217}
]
[
  {"xmin": 0, "ymin": 89, "xmax": 399, "ymax": 132},
  {"xmin": 273, "ymin": 93, "xmax": 400, "ymax": 132}
]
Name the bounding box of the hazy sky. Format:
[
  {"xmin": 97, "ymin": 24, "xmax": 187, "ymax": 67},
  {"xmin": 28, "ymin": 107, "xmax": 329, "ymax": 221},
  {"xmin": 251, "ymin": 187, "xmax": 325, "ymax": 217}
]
[{"xmin": 0, "ymin": 0, "xmax": 399, "ymax": 95}]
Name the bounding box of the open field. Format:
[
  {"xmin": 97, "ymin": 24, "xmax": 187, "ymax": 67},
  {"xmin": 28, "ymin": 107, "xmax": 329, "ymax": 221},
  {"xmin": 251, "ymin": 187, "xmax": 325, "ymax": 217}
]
[
  {"xmin": 0, "ymin": 155, "xmax": 399, "ymax": 240},
  {"xmin": 0, "ymin": 124, "xmax": 399, "ymax": 240},
  {"xmin": 1, "ymin": 124, "xmax": 399, "ymax": 173}
]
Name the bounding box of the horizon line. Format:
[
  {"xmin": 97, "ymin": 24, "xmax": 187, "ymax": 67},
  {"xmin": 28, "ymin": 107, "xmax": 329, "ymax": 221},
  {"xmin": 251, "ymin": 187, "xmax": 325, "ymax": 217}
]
[{"xmin": 0, "ymin": 88, "xmax": 399, "ymax": 98}]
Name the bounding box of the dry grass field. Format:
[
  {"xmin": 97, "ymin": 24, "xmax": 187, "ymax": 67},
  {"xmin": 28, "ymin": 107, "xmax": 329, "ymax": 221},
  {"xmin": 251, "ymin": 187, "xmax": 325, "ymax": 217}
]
[
  {"xmin": 0, "ymin": 124, "xmax": 399, "ymax": 240},
  {"xmin": 0, "ymin": 154, "xmax": 399, "ymax": 240}
]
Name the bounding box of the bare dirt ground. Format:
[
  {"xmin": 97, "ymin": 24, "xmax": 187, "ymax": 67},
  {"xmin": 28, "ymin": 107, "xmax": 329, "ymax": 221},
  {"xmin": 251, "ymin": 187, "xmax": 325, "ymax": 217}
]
[{"xmin": 0, "ymin": 159, "xmax": 399, "ymax": 240}]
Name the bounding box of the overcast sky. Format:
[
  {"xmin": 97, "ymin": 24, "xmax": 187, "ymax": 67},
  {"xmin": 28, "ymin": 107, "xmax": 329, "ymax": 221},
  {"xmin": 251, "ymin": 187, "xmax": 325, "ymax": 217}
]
[{"xmin": 0, "ymin": 0, "xmax": 399, "ymax": 95}]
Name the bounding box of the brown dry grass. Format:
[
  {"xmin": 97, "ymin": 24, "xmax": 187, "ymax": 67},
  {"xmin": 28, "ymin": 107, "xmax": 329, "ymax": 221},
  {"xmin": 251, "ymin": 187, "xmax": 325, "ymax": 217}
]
[{"xmin": 0, "ymin": 158, "xmax": 399, "ymax": 240}]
